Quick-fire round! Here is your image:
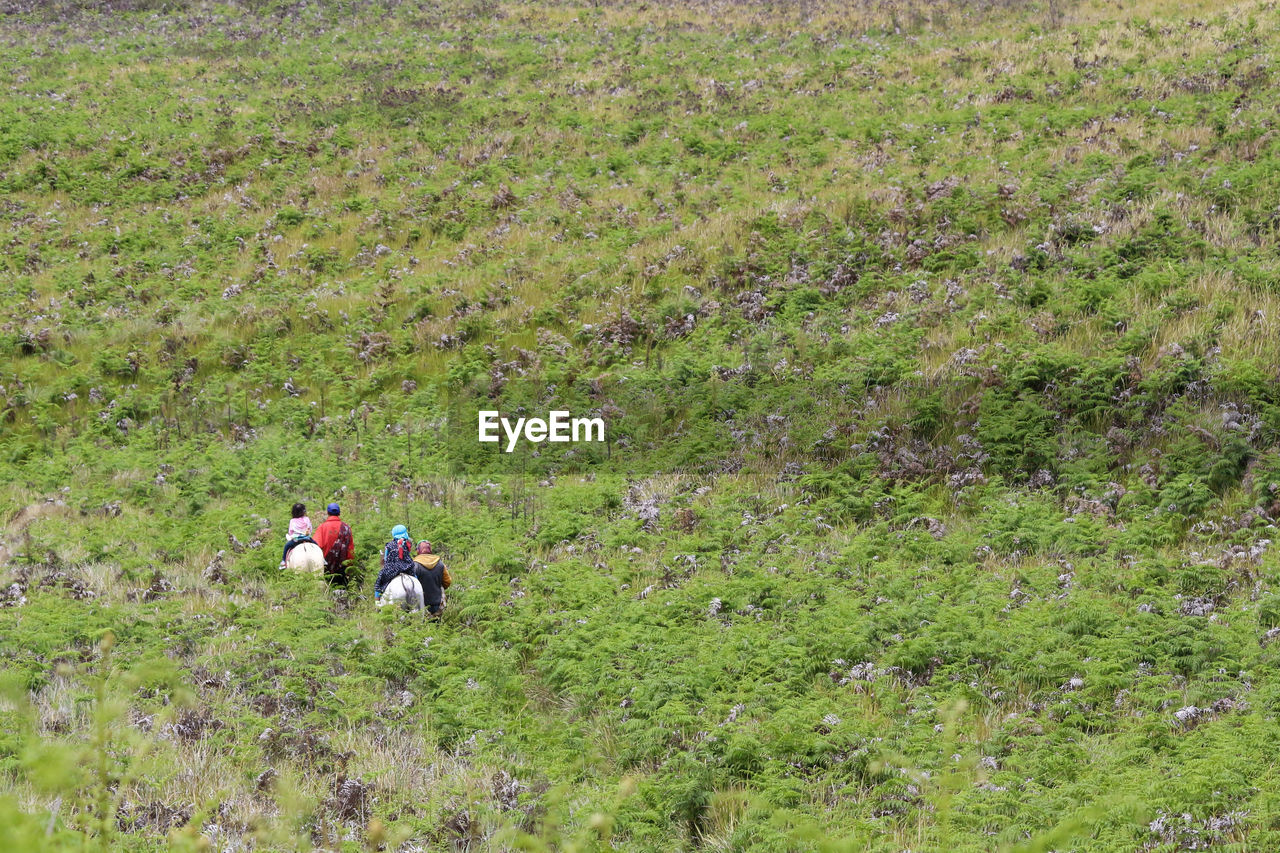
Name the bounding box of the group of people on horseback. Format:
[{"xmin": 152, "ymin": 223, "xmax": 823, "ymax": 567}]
[
  {"xmin": 281, "ymin": 502, "xmax": 354, "ymax": 577},
  {"xmin": 373, "ymin": 526, "xmax": 452, "ymax": 616},
  {"xmin": 279, "ymin": 503, "xmax": 451, "ymax": 616}
]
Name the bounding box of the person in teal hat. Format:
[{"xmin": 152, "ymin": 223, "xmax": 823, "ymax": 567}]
[{"xmin": 374, "ymin": 524, "xmax": 416, "ymax": 598}]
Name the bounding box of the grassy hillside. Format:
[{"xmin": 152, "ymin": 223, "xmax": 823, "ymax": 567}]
[{"xmin": 3, "ymin": 0, "xmax": 1280, "ymax": 849}]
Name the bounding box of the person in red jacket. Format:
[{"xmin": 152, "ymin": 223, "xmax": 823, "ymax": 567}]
[{"xmin": 313, "ymin": 502, "xmax": 354, "ymax": 582}]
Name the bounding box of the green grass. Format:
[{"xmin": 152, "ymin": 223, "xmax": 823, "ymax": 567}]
[{"xmin": 2, "ymin": 0, "xmax": 1280, "ymax": 848}]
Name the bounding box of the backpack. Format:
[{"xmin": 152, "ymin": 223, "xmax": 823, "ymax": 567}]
[
  {"xmin": 323, "ymin": 522, "xmax": 352, "ymax": 571},
  {"xmin": 385, "ymin": 538, "xmax": 414, "ymax": 565}
]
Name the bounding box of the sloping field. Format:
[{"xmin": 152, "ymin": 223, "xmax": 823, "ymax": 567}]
[{"xmin": 3, "ymin": 0, "xmax": 1280, "ymax": 849}]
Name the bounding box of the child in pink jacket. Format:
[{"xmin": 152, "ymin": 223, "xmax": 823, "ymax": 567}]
[{"xmin": 279, "ymin": 502, "xmax": 313, "ymax": 568}]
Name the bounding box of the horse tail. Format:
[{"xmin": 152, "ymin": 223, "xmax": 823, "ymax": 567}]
[{"xmin": 397, "ymin": 574, "xmax": 417, "ymax": 611}]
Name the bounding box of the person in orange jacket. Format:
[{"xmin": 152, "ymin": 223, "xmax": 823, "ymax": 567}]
[{"xmin": 313, "ymin": 502, "xmax": 354, "ymax": 581}]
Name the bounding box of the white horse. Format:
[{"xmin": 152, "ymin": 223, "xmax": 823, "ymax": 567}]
[
  {"xmin": 285, "ymin": 541, "xmax": 326, "ymax": 574},
  {"xmin": 379, "ymin": 573, "xmax": 425, "ymax": 611}
]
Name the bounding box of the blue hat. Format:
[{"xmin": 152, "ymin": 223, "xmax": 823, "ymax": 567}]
[
  {"xmin": 391, "ymin": 524, "xmax": 409, "ymax": 540},
  {"xmin": 327, "ymin": 502, "xmax": 340, "ymax": 515}
]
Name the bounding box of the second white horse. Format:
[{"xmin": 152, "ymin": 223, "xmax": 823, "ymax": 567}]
[{"xmin": 379, "ymin": 573, "xmax": 424, "ymax": 611}]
